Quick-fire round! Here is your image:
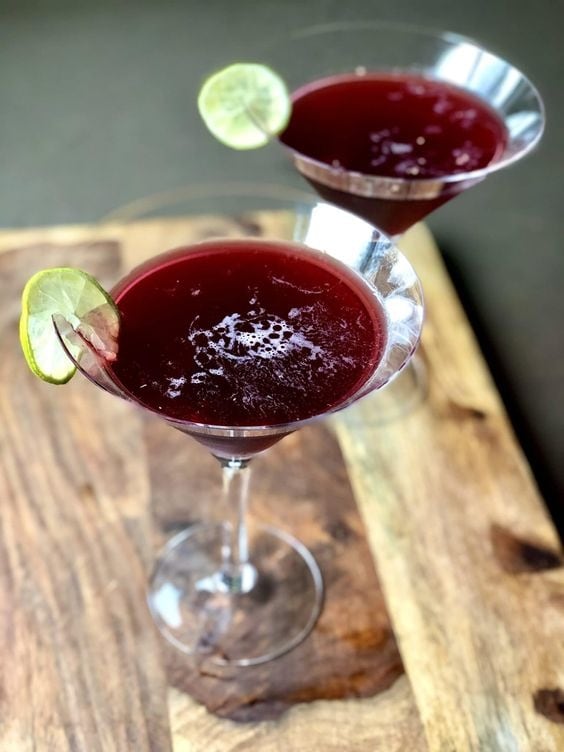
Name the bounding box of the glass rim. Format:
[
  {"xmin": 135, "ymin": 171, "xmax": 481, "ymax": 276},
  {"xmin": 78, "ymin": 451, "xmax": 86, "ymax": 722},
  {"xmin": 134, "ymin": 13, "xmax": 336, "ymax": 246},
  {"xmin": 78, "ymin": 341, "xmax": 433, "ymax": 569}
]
[
  {"xmin": 102, "ymin": 181, "xmax": 321, "ymax": 224},
  {"xmin": 284, "ymin": 18, "xmax": 521, "ymax": 51}
]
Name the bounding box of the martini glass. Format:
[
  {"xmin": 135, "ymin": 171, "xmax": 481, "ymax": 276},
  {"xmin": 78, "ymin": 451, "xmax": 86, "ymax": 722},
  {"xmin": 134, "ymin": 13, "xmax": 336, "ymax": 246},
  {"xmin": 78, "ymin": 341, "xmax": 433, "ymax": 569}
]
[
  {"xmin": 260, "ymin": 21, "xmax": 545, "ymax": 416},
  {"xmin": 55, "ymin": 185, "xmax": 423, "ymax": 666}
]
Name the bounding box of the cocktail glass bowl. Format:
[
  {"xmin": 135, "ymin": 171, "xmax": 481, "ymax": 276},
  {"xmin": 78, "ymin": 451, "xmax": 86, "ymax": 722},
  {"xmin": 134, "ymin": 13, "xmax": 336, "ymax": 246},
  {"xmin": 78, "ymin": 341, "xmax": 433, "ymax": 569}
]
[
  {"xmin": 55, "ymin": 184, "xmax": 423, "ymax": 666},
  {"xmin": 264, "ymin": 21, "xmax": 544, "ymax": 234}
]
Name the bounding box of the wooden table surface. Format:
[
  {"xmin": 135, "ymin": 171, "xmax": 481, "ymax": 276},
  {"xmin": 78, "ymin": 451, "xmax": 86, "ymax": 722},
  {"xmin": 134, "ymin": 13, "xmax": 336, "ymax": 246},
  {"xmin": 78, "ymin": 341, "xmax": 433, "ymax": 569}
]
[{"xmin": 0, "ymin": 217, "xmax": 563, "ymax": 751}]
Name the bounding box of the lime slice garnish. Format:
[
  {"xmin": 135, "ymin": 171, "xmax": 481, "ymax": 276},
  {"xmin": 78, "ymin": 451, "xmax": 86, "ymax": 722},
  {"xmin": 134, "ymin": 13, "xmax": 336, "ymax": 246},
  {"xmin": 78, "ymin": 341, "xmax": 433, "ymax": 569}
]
[
  {"xmin": 19, "ymin": 268, "xmax": 119, "ymax": 384},
  {"xmin": 198, "ymin": 62, "xmax": 291, "ymax": 149}
]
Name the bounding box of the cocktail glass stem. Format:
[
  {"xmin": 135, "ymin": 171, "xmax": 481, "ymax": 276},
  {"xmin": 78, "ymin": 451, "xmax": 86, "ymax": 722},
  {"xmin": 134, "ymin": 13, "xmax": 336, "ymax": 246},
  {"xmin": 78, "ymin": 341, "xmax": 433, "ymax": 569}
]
[{"xmin": 218, "ymin": 458, "xmax": 258, "ymax": 594}]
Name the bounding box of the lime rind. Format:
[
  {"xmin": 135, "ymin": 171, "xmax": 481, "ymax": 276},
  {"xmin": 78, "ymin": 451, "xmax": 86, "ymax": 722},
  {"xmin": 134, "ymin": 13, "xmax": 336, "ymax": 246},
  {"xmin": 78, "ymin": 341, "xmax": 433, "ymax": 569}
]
[
  {"xmin": 20, "ymin": 267, "xmax": 119, "ymax": 384},
  {"xmin": 198, "ymin": 62, "xmax": 291, "ymax": 150}
]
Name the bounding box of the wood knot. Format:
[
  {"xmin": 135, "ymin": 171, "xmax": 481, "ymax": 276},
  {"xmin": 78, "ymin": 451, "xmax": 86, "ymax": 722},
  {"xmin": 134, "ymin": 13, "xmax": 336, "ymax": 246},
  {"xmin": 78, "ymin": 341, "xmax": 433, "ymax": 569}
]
[
  {"xmin": 446, "ymin": 402, "xmax": 488, "ymax": 421},
  {"xmin": 534, "ymin": 688, "xmax": 564, "ymax": 724},
  {"xmin": 491, "ymin": 524, "xmax": 563, "ymax": 574},
  {"xmin": 343, "ymin": 627, "xmax": 388, "ymax": 650},
  {"xmin": 78, "ymin": 482, "xmax": 95, "ymax": 497},
  {"xmin": 467, "ymin": 407, "xmax": 487, "ymax": 420},
  {"xmin": 326, "ymin": 519, "xmax": 354, "ymax": 542}
]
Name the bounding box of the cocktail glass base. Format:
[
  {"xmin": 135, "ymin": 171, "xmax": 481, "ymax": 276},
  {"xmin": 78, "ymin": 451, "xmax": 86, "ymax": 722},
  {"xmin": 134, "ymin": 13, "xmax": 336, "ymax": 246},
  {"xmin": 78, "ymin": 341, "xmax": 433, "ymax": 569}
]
[{"xmin": 148, "ymin": 522, "xmax": 323, "ymax": 666}]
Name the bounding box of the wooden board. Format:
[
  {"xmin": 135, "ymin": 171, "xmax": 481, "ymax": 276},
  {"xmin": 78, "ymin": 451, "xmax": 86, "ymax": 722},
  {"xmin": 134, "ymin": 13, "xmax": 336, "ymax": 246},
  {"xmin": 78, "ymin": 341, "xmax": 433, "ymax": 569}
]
[
  {"xmin": 0, "ymin": 216, "xmax": 563, "ymax": 751},
  {"xmin": 336, "ymin": 230, "xmax": 564, "ymax": 752}
]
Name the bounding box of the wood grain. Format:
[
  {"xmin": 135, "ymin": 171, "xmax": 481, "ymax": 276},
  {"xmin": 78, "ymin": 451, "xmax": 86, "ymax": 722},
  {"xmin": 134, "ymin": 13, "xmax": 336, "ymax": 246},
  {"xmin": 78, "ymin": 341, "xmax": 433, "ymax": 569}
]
[
  {"xmin": 333, "ymin": 224, "xmax": 564, "ymax": 752},
  {"xmin": 1, "ymin": 216, "xmax": 562, "ymax": 751},
  {"xmin": 0, "ymin": 241, "xmax": 172, "ymax": 752}
]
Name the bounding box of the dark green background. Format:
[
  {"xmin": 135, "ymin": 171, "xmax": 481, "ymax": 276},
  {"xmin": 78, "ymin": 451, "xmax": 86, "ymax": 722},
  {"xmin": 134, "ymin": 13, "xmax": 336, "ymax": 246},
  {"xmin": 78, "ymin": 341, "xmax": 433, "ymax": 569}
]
[{"xmin": 1, "ymin": 1, "xmax": 562, "ymax": 522}]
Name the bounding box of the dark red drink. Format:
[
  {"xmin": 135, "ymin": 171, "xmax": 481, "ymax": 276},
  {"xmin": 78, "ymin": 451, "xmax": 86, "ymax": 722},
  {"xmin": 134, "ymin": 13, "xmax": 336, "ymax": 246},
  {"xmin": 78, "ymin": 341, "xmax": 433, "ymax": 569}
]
[
  {"xmin": 280, "ymin": 73, "xmax": 508, "ymax": 235},
  {"xmin": 109, "ymin": 239, "xmax": 386, "ymax": 452}
]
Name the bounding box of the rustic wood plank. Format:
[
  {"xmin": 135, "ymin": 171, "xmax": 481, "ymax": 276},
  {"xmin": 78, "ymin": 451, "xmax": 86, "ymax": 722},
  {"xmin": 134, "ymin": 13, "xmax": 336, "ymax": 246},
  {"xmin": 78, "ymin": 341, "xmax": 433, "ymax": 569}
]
[
  {"xmin": 0, "ymin": 240, "xmax": 172, "ymax": 752},
  {"xmin": 167, "ymin": 674, "xmax": 424, "ymax": 752},
  {"xmin": 333, "ymin": 224, "xmax": 564, "ymax": 751}
]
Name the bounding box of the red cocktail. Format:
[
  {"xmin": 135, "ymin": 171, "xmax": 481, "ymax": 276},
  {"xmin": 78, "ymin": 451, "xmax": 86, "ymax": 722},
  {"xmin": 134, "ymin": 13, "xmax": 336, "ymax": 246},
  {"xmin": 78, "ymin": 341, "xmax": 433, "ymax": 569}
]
[
  {"xmin": 271, "ymin": 22, "xmax": 544, "ymax": 237},
  {"xmin": 280, "ymin": 72, "xmax": 508, "ymax": 236}
]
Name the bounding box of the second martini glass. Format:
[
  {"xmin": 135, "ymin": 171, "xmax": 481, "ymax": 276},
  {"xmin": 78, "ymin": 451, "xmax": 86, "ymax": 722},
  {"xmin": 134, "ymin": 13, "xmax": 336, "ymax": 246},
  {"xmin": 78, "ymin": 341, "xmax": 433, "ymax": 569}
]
[
  {"xmin": 261, "ymin": 21, "xmax": 544, "ymax": 417},
  {"xmin": 270, "ymin": 21, "xmax": 544, "ymax": 235}
]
